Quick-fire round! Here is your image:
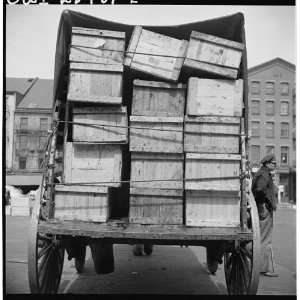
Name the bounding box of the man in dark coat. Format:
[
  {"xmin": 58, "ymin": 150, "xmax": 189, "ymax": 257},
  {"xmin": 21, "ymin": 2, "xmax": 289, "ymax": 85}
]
[{"xmin": 251, "ymin": 153, "xmax": 278, "ymax": 277}]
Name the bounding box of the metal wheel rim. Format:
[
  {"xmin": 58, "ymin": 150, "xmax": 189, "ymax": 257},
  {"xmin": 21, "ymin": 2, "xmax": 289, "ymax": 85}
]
[
  {"xmin": 28, "ymin": 178, "xmax": 65, "ymax": 294},
  {"xmin": 224, "ymin": 192, "xmax": 260, "ymax": 295}
]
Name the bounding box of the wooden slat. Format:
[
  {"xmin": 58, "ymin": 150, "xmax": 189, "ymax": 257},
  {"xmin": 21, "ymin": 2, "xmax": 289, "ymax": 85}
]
[
  {"xmin": 72, "ymin": 106, "xmax": 128, "ymax": 143},
  {"xmin": 70, "ymin": 62, "xmax": 123, "ymax": 72},
  {"xmin": 186, "ymin": 78, "xmax": 243, "ymax": 116},
  {"xmin": 72, "ymin": 27, "xmax": 125, "ymax": 39},
  {"xmin": 124, "ymin": 25, "xmax": 142, "ymax": 66},
  {"xmin": 130, "ymin": 187, "xmax": 183, "ymax": 197},
  {"xmin": 186, "ymin": 153, "xmax": 241, "ymax": 160},
  {"xmin": 130, "ymin": 152, "xmax": 183, "ymax": 189},
  {"xmin": 190, "ymin": 31, "xmax": 245, "ymax": 51},
  {"xmin": 130, "ymin": 117, "xmax": 183, "ymax": 153},
  {"xmin": 55, "ymin": 185, "xmax": 108, "ymax": 193},
  {"xmin": 184, "ymin": 59, "xmax": 238, "ymax": 79},
  {"xmin": 38, "ymin": 220, "xmax": 252, "ymax": 241},
  {"xmin": 131, "ymin": 152, "xmax": 184, "ymax": 161},
  {"xmin": 133, "ymin": 79, "xmax": 186, "ymax": 89},
  {"xmin": 184, "ymin": 115, "xmax": 241, "ymax": 124},
  {"xmin": 185, "ymin": 190, "xmax": 240, "ymax": 227}
]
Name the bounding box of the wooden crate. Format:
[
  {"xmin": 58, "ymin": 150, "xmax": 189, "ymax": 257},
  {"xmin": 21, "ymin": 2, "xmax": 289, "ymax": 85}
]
[
  {"xmin": 184, "ymin": 116, "xmax": 240, "ymax": 153},
  {"xmin": 185, "ymin": 190, "xmax": 240, "ymax": 227},
  {"xmin": 132, "ymin": 79, "xmax": 186, "ymax": 117},
  {"xmin": 183, "ymin": 31, "xmax": 244, "ymax": 79},
  {"xmin": 63, "ymin": 142, "xmax": 122, "ymax": 187},
  {"xmin": 185, "ymin": 153, "xmax": 241, "ymax": 191},
  {"xmin": 130, "ymin": 116, "xmax": 183, "ymax": 153},
  {"xmin": 124, "ymin": 26, "xmax": 188, "ymax": 82},
  {"xmin": 129, "ymin": 188, "xmax": 183, "ymax": 225},
  {"xmin": 72, "ymin": 106, "xmax": 128, "ymax": 143},
  {"xmin": 186, "ymin": 78, "xmax": 243, "ymax": 117},
  {"xmin": 67, "ymin": 62, "xmax": 123, "ymax": 105},
  {"xmin": 130, "ymin": 152, "xmax": 183, "ymax": 189},
  {"xmin": 70, "ymin": 27, "xmax": 125, "ymax": 65},
  {"xmin": 54, "ymin": 185, "xmax": 110, "ymax": 222}
]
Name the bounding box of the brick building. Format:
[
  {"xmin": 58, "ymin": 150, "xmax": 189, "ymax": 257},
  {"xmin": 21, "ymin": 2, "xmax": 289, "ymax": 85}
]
[
  {"xmin": 6, "ymin": 78, "xmax": 53, "ymax": 191},
  {"xmin": 248, "ymin": 58, "xmax": 296, "ymax": 203}
]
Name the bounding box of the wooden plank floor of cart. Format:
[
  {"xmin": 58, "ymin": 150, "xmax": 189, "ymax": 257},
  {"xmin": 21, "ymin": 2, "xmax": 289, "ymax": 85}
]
[{"xmin": 38, "ymin": 220, "xmax": 252, "ymax": 245}]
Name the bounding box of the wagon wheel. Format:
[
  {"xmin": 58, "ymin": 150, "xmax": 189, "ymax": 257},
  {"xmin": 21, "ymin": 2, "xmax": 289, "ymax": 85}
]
[
  {"xmin": 206, "ymin": 247, "xmax": 218, "ymax": 275},
  {"xmin": 28, "ymin": 128, "xmax": 65, "ymax": 294},
  {"xmin": 224, "ymin": 192, "xmax": 260, "ymax": 295},
  {"xmin": 75, "ymin": 245, "xmax": 86, "ymax": 274}
]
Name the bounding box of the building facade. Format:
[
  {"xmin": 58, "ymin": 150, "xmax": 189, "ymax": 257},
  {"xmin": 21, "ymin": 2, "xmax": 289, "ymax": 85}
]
[
  {"xmin": 248, "ymin": 58, "xmax": 296, "ymax": 202},
  {"xmin": 6, "ymin": 78, "xmax": 53, "ymax": 189}
]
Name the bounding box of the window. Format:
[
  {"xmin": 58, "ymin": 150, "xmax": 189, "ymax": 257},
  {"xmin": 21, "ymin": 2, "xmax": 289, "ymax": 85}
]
[
  {"xmin": 266, "ymin": 145, "xmax": 275, "ymax": 155},
  {"xmin": 280, "ymin": 82, "xmax": 289, "ymax": 95},
  {"xmin": 251, "ymin": 121, "xmax": 260, "ymax": 137},
  {"xmin": 281, "ymin": 146, "xmax": 289, "ymax": 165},
  {"xmin": 20, "ymin": 117, "xmax": 28, "ymax": 130},
  {"xmin": 280, "ymin": 101, "xmax": 289, "ymax": 115},
  {"xmin": 251, "ymin": 81, "xmax": 260, "ymax": 94},
  {"xmin": 280, "ymin": 122, "xmax": 289, "ymax": 138},
  {"xmin": 40, "ymin": 118, "xmax": 48, "ymax": 131},
  {"xmin": 19, "ymin": 135, "xmax": 28, "ymax": 148},
  {"xmin": 39, "ymin": 136, "xmax": 47, "ymax": 149},
  {"xmin": 251, "ymin": 100, "xmax": 260, "ymax": 115},
  {"xmin": 266, "ymin": 101, "xmax": 275, "ymax": 115},
  {"xmin": 251, "ymin": 145, "xmax": 260, "ymax": 165},
  {"xmin": 266, "ymin": 122, "xmax": 275, "ymax": 138},
  {"xmin": 266, "ymin": 81, "xmax": 275, "ymax": 95},
  {"xmin": 19, "ymin": 157, "xmax": 26, "ymax": 170}
]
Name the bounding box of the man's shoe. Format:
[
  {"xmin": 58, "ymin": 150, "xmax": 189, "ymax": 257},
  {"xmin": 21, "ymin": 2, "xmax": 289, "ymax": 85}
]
[{"xmin": 261, "ymin": 272, "xmax": 279, "ymax": 277}]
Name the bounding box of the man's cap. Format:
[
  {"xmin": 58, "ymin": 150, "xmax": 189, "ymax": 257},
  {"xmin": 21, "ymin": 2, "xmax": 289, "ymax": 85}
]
[{"xmin": 261, "ymin": 154, "xmax": 276, "ymax": 165}]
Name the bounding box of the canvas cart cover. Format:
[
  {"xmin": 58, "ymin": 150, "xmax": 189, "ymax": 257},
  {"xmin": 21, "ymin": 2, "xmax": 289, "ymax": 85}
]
[{"xmin": 53, "ymin": 9, "xmax": 248, "ymax": 130}]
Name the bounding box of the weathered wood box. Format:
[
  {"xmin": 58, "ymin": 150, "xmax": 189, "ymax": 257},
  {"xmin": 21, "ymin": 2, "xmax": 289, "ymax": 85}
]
[
  {"xmin": 124, "ymin": 26, "xmax": 188, "ymax": 82},
  {"xmin": 130, "ymin": 116, "xmax": 183, "ymax": 153},
  {"xmin": 184, "ymin": 116, "xmax": 241, "ymax": 154},
  {"xmin": 185, "ymin": 190, "xmax": 240, "ymax": 227},
  {"xmin": 185, "ymin": 153, "xmax": 241, "ymax": 191},
  {"xmin": 186, "ymin": 78, "xmax": 243, "ymax": 117},
  {"xmin": 63, "ymin": 142, "xmax": 122, "ymax": 187},
  {"xmin": 70, "ymin": 27, "xmax": 125, "ymax": 65},
  {"xmin": 130, "ymin": 152, "xmax": 184, "ymax": 189},
  {"xmin": 132, "ymin": 80, "xmax": 186, "ymax": 117},
  {"xmin": 183, "ymin": 31, "xmax": 244, "ymax": 79},
  {"xmin": 54, "ymin": 185, "xmax": 111, "ymax": 222},
  {"xmin": 67, "ymin": 62, "xmax": 123, "ymax": 105},
  {"xmin": 72, "ymin": 106, "xmax": 128, "ymax": 143},
  {"xmin": 129, "ymin": 188, "xmax": 183, "ymax": 225}
]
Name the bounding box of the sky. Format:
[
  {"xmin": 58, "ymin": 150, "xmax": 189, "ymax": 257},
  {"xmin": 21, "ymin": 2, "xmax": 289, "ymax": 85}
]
[{"xmin": 5, "ymin": 5, "xmax": 296, "ymax": 79}]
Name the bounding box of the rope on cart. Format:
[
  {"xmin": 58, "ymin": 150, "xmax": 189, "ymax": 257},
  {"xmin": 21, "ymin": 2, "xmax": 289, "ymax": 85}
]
[
  {"xmin": 47, "ymin": 174, "xmax": 247, "ymax": 187},
  {"xmin": 71, "ymin": 46, "xmax": 239, "ymax": 71},
  {"xmin": 57, "ymin": 120, "xmax": 246, "ymax": 137}
]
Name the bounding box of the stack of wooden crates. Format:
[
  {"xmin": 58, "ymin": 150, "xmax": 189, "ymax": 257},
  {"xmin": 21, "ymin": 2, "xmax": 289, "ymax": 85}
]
[
  {"xmin": 52, "ymin": 24, "xmax": 245, "ymax": 228},
  {"xmin": 129, "ymin": 80, "xmax": 186, "ymax": 224},
  {"xmin": 54, "ymin": 27, "xmax": 127, "ymax": 222}
]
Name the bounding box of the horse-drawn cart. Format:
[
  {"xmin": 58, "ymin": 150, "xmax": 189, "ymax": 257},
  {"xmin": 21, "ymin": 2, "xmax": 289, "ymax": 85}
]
[{"xmin": 28, "ymin": 10, "xmax": 260, "ymax": 295}]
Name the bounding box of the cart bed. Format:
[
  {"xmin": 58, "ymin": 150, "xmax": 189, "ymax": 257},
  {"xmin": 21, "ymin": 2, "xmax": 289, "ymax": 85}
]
[{"xmin": 38, "ymin": 219, "xmax": 252, "ymax": 244}]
